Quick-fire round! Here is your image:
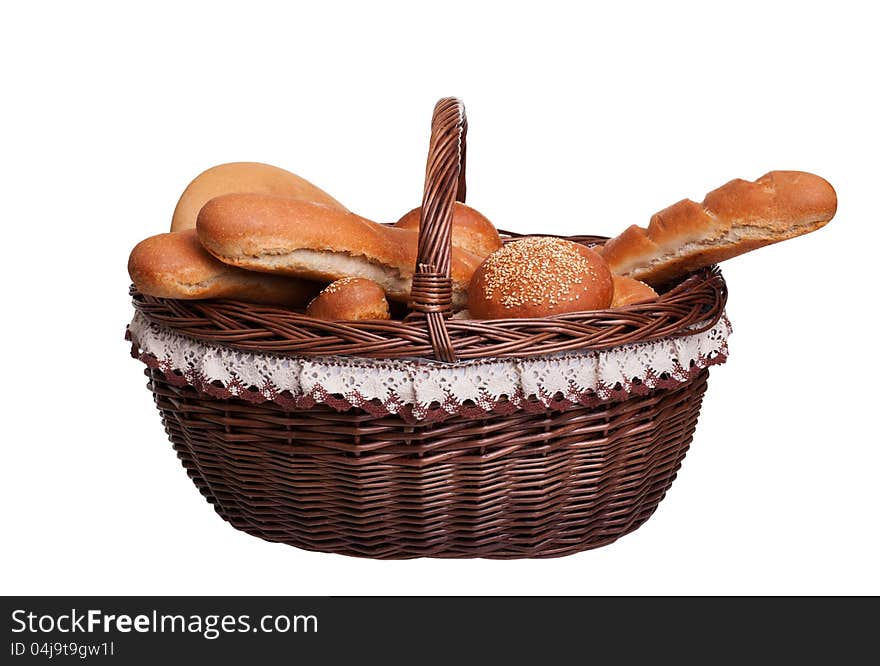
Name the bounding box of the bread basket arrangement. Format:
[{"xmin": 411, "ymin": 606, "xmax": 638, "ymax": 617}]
[{"xmin": 126, "ymin": 98, "xmax": 836, "ymax": 558}]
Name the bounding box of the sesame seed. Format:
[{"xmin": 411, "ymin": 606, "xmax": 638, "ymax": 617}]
[
  {"xmin": 480, "ymin": 237, "xmax": 597, "ymax": 310},
  {"xmin": 321, "ymin": 277, "xmax": 358, "ymax": 296}
]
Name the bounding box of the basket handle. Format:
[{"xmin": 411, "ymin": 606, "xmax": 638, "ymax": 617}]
[{"xmin": 408, "ymin": 97, "xmax": 467, "ymax": 362}]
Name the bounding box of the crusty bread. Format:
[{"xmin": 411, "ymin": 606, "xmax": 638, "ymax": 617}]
[
  {"xmin": 128, "ymin": 229, "xmax": 319, "ymax": 306},
  {"xmin": 305, "ymin": 277, "xmax": 390, "ymax": 320},
  {"xmin": 171, "ymin": 162, "xmax": 346, "ymax": 232},
  {"xmin": 611, "ymin": 275, "xmax": 658, "ymax": 307},
  {"xmin": 196, "ymin": 193, "xmax": 483, "ymax": 308},
  {"xmin": 468, "ymin": 237, "xmax": 613, "ymax": 319},
  {"xmin": 601, "ymin": 171, "xmax": 837, "ymax": 285},
  {"xmin": 394, "ymin": 202, "xmax": 502, "ymax": 259}
]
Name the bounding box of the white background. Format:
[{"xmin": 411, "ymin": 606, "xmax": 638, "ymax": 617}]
[{"xmin": 2, "ymin": 1, "xmax": 878, "ymax": 595}]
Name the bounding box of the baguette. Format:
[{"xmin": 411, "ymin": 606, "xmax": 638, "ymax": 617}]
[
  {"xmin": 600, "ymin": 171, "xmax": 837, "ymax": 285},
  {"xmin": 197, "ymin": 193, "xmax": 483, "ymax": 308},
  {"xmin": 610, "ymin": 275, "xmax": 658, "ymax": 308},
  {"xmin": 171, "ymin": 162, "xmax": 347, "ymax": 232},
  {"xmin": 128, "ymin": 230, "xmax": 320, "ymax": 306}
]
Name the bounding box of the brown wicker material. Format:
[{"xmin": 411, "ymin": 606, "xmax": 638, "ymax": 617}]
[
  {"xmin": 146, "ymin": 366, "xmax": 708, "ymax": 558},
  {"xmin": 130, "ymin": 265, "xmax": 725, "ymax": 361},
  {"xmin": 129, "ymin": 97, "xmax": 729, "ymax": 558}
]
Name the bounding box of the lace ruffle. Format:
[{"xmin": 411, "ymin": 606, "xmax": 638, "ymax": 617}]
[{"xmin": 127, "ymin": 312, "xmax": 730, "ymax": 422}]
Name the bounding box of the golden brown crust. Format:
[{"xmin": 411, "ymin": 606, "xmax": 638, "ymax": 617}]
[
  {"xmin": 647, "ymin": 199, "xmax": 724, "ymax": 251},
  {"xmin": 602, "ymin": 171, "xmax": 837, "ymax": 285},
  {"xmin": 305, "ymin": 277, "xmax": 390, "ymax": 321},
  {"xmin": 468, "ymin": 237, "xmax": 613, "ymax": 319},
  {"xmin": 394, "ymin": 202, "xmax": 502, "ymax": 259},
  {"xmin": 196, "ymin": 193, "xmax": 483, "ymax": 307},
  {"xmin": 611, "ymin": 276, "xmax": 659, "ymax": 308},
  {"xmin": 128, "ymin": 230, "xmax": 320, "ymax": 306},
  {"xmin": 703, "ymin": 171, "xmax": 837, "ymax": 232},
  {"xmin": 599, "ymin": 225, "xmax": 661, "ymax": 276},
  {"xmin": 171, "ymin": 162, "xmax": 347, "ymax": 232}
]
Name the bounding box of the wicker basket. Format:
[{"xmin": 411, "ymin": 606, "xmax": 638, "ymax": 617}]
[{"xmin": 128, "ymin": 98, "xmax": 729, "ymax": 558}]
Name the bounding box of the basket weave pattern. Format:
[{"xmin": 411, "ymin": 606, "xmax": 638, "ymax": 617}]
[
  {"xmin": 147, "ymin": 367, "xmax": 707, "ymax": 558},
  {"xmin": 131, "ymin": 98, "xmax": 728, "ymax": 558}
]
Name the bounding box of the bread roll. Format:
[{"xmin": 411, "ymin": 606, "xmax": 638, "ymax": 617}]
[
  {"xmin": 601, "ymin": 170, "xmax": 837, "ymax": 285},
  {"xmin": 305, "ymin": 277, "xmax": 390, "ymax": 320},
  {"xmin": 611, "ymin": 275, "xmax": 658, "ymax": 307},
  {"xmin": 468, "ymin": 237, "xmax": 613, "ymax": 319},
  {"xmin": 171, "ymin": 162, "xmax": 346, "ymax": 232},
  {"xmin": 128, "ymin": 230, "xmax": 319, "ymax": 306},
  {"xmin": 395, "ymin": 202, "xmax": 502, "ymax": 259},
  {"xmin": 197, "ymin": 193, "xmax": 483, "ymax": 308}
]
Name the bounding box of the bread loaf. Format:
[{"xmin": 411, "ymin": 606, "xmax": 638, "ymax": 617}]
[
  {"xmin": 601, "ymin": 171, "xmax": 837, "ymax": 285},
  {"xmin": 196, "ymin": 193, "xmax": 483, "ymax": 308},
  {"xmin": 395, "ymin": 202, "xmax": 502, "ymax": 259},
  {"xmin": 305, "ymin": 277, "xmax": 390, "ymax": 320},
  {"xmin": 128, "ymin": 230, "xmax": 319, "ymax": 306},
  {"xmin": 171, "ymin": 162, "xmax": 346, "ymax": 232},
  {"xmin": 468, "ymin": 237, "xmax": 613, "ymax": 319},
  {"xmin": 610, "ymin": 275, "xmax": 658, "ymax": 307}
]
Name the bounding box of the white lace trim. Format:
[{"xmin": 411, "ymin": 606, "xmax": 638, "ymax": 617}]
[{"xmin": 128, "ymin": 311, "xmax": 730, "ymax": 420}]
